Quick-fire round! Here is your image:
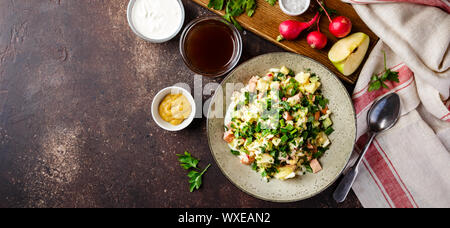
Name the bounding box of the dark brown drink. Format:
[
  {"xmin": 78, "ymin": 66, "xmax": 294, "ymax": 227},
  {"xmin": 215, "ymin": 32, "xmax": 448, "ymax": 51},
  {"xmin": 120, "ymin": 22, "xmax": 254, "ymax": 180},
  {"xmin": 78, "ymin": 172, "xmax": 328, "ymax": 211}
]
[{"xmin": 180, "ymin": 17, "xmax": 242, "ymax": 77}]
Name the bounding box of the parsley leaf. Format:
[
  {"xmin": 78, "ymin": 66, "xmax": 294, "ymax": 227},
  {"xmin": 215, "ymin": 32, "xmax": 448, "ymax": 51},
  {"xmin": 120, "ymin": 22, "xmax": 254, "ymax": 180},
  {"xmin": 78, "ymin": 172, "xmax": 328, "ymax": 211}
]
[
  {"xmin": 187, "ymin": 164, "xmax": 211, "ymax": 192},
  {"xmin": 246, "ymin": 0, "xmax": 256, "ymax": 17},
  {"xmin": 176, "ymin": 151, "xmax": 199, "ymax": 170},
  {"xmin": 368, "ymin": 51, "xmax": 400, "ymax": 92},
  {"xmin": 208, "ymin": 0, "xmax": 224, "ymax": 10},
  {"xmin": 317, "ymin": 1, "xmax": 337, "ymax": 16},
  {"xmin": 177, "ymin": 152, "xmax": 211, "ymax": 192},
  {"xmin": 208, "ymin": 0, "xmax": 264, "ymax": 30},
  {"xmin": 368, "ymin": 80, "xmax": 381, "ymax": 91},
  {"xmin": 386, "ymin": 69, "xmax": 399, "ymax": 83},
  {"xmin": 265, "ymin": 0, "xmax": 277, "ymax": 6}
]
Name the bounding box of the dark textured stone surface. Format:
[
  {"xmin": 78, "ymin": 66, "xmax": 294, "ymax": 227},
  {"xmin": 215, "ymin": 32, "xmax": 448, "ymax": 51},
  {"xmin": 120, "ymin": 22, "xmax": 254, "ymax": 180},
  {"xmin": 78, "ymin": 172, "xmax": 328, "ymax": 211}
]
[{"xmin": 0, "ymin": 0, "xmax": 361, "ymax": 208}]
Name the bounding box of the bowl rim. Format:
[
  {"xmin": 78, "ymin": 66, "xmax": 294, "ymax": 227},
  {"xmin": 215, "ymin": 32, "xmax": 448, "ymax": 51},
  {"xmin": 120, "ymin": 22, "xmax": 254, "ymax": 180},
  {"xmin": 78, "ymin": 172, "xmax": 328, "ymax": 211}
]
[
  {"xmin": 206, "ymin": 52, "xmax": 357, "ymax": 203},
  {"xmin": 126, "ymin": 0, "xmax": 185, "ymax": 43},
  {"xmin": 279, "ymin": 0, "xmax": 310, "ymax": 16},
  {"xmin": 179, "ymin": 16, "xmax": 243, "ymax": 78},
  {"xmin": 151, "ymin": 86, "xmax": 196, "ymax": 131}
]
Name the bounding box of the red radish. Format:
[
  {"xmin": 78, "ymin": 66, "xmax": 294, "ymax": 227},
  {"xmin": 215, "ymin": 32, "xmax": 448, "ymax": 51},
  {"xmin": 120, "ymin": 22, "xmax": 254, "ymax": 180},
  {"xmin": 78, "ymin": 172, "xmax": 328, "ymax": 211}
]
[
  {"xmin": 329, "ymin": 16, "xmax": 352, "ymax": 38},
  {"xmin": 316, "ymin": 0, "xmax": 352, "ymax": 38},
  {"xmin": 277, "ymin": 12, "xmax": 319, "ymax": 42},
  {"xmin": 307, "ymin": 31, "xmax": 327, "ymax": 49},
  {"xmin": 307, "ymin": 15, "xmax": 328, "ymax": 49}
]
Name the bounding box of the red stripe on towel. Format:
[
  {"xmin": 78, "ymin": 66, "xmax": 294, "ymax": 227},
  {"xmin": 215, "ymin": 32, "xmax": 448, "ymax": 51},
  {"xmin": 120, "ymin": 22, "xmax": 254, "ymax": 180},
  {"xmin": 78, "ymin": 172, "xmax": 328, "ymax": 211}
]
[
  {"xmin": 374, "ymin": 139, "xmax": 419, "ymax": 208},
  {"xmin": 357, "ymin": 134, "xmax": 414, "ymax": 208},
  {"xmin": 441, "ymin": 113, "xmax": 450, "ymax": 121},
  {"xmin": 362, "ymin": 160, "xmax": 393, "ymax": 208}
]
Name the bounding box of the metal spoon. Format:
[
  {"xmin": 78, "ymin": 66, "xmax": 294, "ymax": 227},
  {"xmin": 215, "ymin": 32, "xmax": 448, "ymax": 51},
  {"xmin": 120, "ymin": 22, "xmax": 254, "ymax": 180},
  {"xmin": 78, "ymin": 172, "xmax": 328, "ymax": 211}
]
[{"xmin": 333, "ymin": 93, "xmax": 401, "ymax": 203}]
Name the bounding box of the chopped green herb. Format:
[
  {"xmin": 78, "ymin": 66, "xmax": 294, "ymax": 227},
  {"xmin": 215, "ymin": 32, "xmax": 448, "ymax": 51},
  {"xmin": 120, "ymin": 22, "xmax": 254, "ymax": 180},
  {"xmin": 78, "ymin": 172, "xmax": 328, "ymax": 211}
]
[
  {"xmin": 305, "ymin": 164, "xmax": 313, "ymax": 173},
  {"xmin": 251, "ymin": 162, "xmax": 258, "ymax": 171},
  {"xmin": 368, "ymin": 51, "xmax": 400, "ymax": 92},
  {"xmin": 324, "ymin": 127, "xmax": 334, "ymax": 135},
  {"xmin": 231, "ymin": 149, "xmax": 240, "ymax": 155},
  {"xmin": 286, "ymin": 124, "xmax": 294, "ymax": 131}
]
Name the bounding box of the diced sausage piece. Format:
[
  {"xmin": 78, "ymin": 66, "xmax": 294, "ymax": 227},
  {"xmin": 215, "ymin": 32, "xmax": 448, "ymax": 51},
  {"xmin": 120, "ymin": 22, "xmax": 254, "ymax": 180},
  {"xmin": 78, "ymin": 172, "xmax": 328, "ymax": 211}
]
[
  {"xmin": 310, "ymin": 159, "xmax": 322, "ymax": 173},
  {"xmin": 283, "ymin": 111, "xmax": 294, "ymax": 121},
  {"xmin": 240, "ymin": 154, "xmax": 255, "ymax": 165},
  {"xmin": 223, "ymin": 130, "xmax": 235, "ymax": 143},
  {"xmin": 287, "ymin": 93, "xmax": 303, "ymax": 104},
  {"xmin": 307, "ymin": 142, "xmax": 314, "ymax": 150},
  {"xmin": 248, "ymin": 76, "xmax": 259, "ymax": 93},
  {"xmin": 294, "ymin": 92, "xmax": 303, "ymax": 100},
  {"xmin": 314, "ymin": 111, "xmax": 320, "ymax": 121}
]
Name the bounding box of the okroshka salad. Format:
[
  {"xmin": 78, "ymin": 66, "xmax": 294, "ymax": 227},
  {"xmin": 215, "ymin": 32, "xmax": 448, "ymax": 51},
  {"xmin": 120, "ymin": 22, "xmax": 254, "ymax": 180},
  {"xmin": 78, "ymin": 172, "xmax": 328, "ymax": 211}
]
[{"xmin": 223, "ymin": 66, "xmax": 334, "ymax": 181}]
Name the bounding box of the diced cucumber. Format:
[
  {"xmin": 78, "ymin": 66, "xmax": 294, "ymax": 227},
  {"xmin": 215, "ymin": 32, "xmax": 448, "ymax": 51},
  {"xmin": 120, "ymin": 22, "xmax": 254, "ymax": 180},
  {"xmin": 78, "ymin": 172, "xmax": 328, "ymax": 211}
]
[
  {"xmin": 323, "ymin": 117, "xmax": 333, "ymax": 129},
  {"xmin": 310, "ymin": 76, "xmax": 319, "ymax": 83},
  {"xmin": 280, "ymin": 66, "xmax": 290, "ymax": 75},
  {"xmin": 313, "ymin": 120, "xmax": 320, "ymax": 128}
]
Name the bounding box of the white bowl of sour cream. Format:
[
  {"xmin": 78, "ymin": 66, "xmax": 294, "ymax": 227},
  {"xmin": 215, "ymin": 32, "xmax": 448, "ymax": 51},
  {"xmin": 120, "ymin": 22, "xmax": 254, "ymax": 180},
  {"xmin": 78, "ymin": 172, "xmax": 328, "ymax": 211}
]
[{"xmin": 127, "ymin": 0, "xmax": 185, "ymax": 43}]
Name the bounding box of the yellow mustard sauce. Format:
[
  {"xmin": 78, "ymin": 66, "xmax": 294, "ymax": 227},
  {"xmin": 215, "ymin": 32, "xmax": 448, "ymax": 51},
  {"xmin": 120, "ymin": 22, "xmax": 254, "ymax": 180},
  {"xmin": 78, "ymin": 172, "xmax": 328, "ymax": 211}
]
[{"xmin": 158, "ymin": 93, "xmax": 192, "ymax": 126}]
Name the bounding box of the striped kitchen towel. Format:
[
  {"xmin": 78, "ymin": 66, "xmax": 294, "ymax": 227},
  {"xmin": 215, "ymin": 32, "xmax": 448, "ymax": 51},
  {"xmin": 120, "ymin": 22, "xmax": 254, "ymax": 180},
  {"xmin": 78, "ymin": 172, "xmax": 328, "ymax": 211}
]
[
  {"xmin": 340, "ymin": 1, "xmax": 450, "ymax": 207},
  {"xmin": 343, "ymin": 0, "xmax": 450, "ymax": 13}
]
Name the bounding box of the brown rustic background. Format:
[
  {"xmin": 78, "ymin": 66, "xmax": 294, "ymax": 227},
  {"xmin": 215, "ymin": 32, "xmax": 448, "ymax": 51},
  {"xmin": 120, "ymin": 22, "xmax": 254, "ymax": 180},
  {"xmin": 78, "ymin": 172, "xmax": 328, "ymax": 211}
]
[{"xmin": 0, "ymin": 0, "xmax": 361, "ymax": 207}]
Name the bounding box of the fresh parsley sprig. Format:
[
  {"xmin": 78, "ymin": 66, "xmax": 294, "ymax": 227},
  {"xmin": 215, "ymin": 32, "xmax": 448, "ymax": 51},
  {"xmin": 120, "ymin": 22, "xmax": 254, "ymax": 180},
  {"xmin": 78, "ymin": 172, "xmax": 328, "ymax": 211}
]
[
  {"xmin": 316, "ymin": 0, "xmax": 337, "ymax": 16},
  {"xmin": 368, "ymin": 51, "xmax": 400, "ymax": 92},
  {"xmin": 177, "ymin": 151, "xmax": 211, "ymax": 192},
  {"xmin": 208, "ymin": 0, "xmax": 277, "ymax": 30},
  {"xmin": 265, "ymin": 0, "xmax": 277, "ymax": 6},
  {"xmin": 187, "ymin": 164, "xmax": 211, "ymax": 192},
  {"xmin": 177, "ymin": 151, "xmax": 199, "ymax": 170},
  {"xmin": 208, "ymin": 0, "xmax": 225, "ymax": 10}
]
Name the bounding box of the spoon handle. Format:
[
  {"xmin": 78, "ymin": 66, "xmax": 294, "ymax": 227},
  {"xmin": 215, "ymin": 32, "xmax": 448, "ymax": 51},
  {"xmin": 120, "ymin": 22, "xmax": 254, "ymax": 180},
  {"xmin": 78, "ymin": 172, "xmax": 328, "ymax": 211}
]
[{"xmin": 333, "ymin": 132, "xmax": 376, "ymax": 203}]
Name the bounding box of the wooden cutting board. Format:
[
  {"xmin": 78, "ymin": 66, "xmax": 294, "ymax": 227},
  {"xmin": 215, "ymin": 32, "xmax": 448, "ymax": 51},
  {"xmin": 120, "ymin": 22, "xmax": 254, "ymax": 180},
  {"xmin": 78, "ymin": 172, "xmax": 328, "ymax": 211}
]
[{"xmin": 190, "ymin": 0, "xmax": 378, "ymax": 84}]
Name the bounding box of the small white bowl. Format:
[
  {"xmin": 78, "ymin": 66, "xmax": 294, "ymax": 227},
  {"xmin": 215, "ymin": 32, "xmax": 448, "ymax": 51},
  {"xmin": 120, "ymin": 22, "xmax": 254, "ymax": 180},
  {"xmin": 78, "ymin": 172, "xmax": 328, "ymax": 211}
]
[
  {"xmin": 151, "ymin": 86, "xmax": 196, "ymax": 131},
  {"xmin": 127, "ymin": 0, "xmax": 185, "ymax": 43},
  {"xmin": 279, "ymin": 0, "xmax": 310, "ymax": 16}
]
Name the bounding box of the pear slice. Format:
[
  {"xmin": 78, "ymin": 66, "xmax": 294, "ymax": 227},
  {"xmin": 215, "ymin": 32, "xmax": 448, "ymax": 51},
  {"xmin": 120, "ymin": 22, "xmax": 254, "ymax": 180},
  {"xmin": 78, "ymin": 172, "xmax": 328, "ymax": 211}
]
[{"xmin": 328, "ymin": 32, "xmax": 370, "ymax": 76}]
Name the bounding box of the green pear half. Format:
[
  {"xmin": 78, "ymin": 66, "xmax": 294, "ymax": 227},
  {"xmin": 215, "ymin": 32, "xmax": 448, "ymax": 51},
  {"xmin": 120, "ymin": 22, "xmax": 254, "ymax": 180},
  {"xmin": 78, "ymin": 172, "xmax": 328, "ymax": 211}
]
[{"xmin": 328, "ymin": 32, "xmax": 370, "ymax": 76}]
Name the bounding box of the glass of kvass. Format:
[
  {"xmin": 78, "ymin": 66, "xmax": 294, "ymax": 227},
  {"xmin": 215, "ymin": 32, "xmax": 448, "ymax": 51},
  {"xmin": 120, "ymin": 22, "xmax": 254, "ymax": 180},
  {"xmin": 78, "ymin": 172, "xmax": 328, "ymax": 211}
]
[{"xmin": 180, "ymin": 16, "xmax": 242, "ymax": 77}]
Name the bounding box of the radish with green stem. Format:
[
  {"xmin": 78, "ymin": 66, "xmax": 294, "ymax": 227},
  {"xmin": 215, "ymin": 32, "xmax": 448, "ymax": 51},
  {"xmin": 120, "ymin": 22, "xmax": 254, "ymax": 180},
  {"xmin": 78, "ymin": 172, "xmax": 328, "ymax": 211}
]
[
  {"xmin": 316, "ymin": 0, "xmax": 352, "ymax": 38},
  {"xmin": 277, "ymin": 12, "xmax": 320, "ymax": 42},
  {"xmin": 307, "ymin": 15, "xmax": 328, "ymax": 49}
]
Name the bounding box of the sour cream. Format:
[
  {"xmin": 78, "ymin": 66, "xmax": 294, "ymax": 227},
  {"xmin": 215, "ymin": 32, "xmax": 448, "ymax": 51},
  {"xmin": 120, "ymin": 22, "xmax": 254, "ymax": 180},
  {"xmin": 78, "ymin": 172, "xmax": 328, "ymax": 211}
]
[
  {"xmin": 280, "ymin": 0, "xmax": 310, "ymax": 16},
  {"xmin": 129, "ymin": 0, "xmax": 183, "ymax": 41}
]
